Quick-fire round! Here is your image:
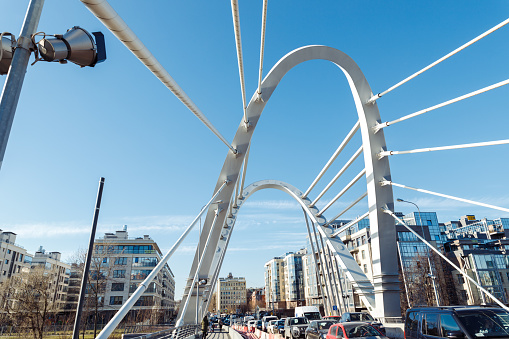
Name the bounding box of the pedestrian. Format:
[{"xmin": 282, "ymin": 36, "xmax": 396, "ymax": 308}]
[
  {"xmin": 201, "ymin": 316, "xmax": 209, "ymax": 339},
  {"xmin": 219, "ymin": 319, "xmax": 223, "ymax": 332}
]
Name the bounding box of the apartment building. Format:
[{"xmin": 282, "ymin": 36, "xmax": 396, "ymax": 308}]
[
  {"xmin": 0, "ymin": 231, "xmax": 31, "ymax": 283},
  {"xmin": 31, "ymin": 248, "xmax": 71, "ymax": 311},
  {"xmin": 65, "ymin": 227, "xmax": 176, "ymax": 321},
  {"xmin": 216, "ymin": 273, "xmax": 247, "ymax": 313}
]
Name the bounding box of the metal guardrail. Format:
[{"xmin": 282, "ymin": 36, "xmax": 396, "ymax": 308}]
[{"xmin": 127, "ymin": 324, "xmax": 199, "ymax": 339}]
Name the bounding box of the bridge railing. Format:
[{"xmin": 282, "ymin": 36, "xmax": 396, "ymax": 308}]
[{"xmin": 126, "ymin": 324, "xmax": 199, "ymax": 339}]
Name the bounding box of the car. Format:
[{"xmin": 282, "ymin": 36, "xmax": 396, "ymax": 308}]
[
  {"xmin": 339, "ymin": 312, "xmax": 385, "ymax": 335},
  {"xmin": 267, "ymin": 320, "xmax": 279, "ymax": 334},
  {"xmin": 404, "ymin": 306, "xmax": 509, "ymax": 339},
  {"xmin": 276, "ymin": 319, "xmax": 286, "ymax": 334},
  {"xmin": 263, "ymin": 315, "xmax": 279, "ymax": 331},
  {"xmin": 305, "ymin": 320, "xmax": 335, "ymax": 339},
  {"xmin": 323, "ymin": 316, "xmax": 341, "ymax": 322},
  {"xmin": 326, "ymin": 322, "xmax": 388, "ymax": 339},
  {"xmin": 285, "ymin": 317, "xmax": 310, "ymax": 339}
]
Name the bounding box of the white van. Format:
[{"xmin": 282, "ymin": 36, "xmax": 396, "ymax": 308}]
[
  {"xmin": 295, "ymin": 306, "xmax": 321, "ymax": 321},
  {"xmin": 262, "ymin": 315, "xmax": 278, "ymax": 331}
]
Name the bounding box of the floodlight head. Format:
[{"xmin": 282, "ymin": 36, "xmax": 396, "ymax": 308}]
[
  {"xmin": 37, "ymin": 26, "xmax": 106, "ymax": 67},
  {"xmin": 0, "ymin": 33, "xmax": 15, "ymax": 75}
]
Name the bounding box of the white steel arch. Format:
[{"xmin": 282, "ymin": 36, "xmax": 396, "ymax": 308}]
[{"xmin": 177, "ymin": 45, "xmax": 400, "ymax": 323}]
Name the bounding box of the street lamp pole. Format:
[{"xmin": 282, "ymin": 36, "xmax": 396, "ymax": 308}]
[
  {"xmin": 397, "ymin": 198, "xmax": 440, "ymax": 306},
  {"xmin": 0, "ymin": 0, "xmax": 44, "ymax": 170}
]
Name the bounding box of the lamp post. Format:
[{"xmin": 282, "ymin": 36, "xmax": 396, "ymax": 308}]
[{"xmin": 396, "ymin": 198, "xmax": 440, "ymax": 306}]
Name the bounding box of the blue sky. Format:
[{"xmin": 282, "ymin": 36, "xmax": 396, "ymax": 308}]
[{"xmin": 1, "ymin": 1, "xmax": 509, "ymax": 299}]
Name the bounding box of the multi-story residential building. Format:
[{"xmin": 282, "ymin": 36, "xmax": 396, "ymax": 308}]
[
  {"xmin": 216, "ymin": 273, "xmax": 247, "ymax": 313},
  {"xmin": 31, "ymin": 248, "xmax": 71, "ymax": 311},
  {"xmin": 264, "ymin": 250, "xmax": 306, "ymax": 309},
  {"xmin": 73, "ymin": 227, "xmax": 176, "ymax": 322},
  {"xmin": 0, "ymin": 231, "xmax": 31, "ymax": 283},
  {"xmin": 264, "ymin": 256, "xmax": 285, "ymax": 309},
  {"xmin": 443, "ymin": 215, "xmax": 509, "ymax": 305}
]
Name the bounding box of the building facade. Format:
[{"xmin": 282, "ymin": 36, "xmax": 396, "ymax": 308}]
[
  {"xmin": 216, "ymin": 273, "xmax": 247, "ymax": 313},
  {"xmin": 264, "ymin": 250, "xmax": 306, "ymax": 309},
  {"xmin": 74, "ymin": 227, "xmax": 176, "ymax": 322},
  {"xmin": 31, "ymin": 248, "xmax": 71, "ymax": 311},
  {"xmin": 0, "ymin": 231, "xmax": 31, "ymax": 283}
]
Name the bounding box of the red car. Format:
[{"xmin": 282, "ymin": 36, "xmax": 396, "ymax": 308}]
[{"xmin": 326, "ymin": 322, "xmax": 388, "ymax": 339}]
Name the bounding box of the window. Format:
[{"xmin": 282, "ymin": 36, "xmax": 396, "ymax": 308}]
[
  {"xmin": 7, "ymin": 249, "xmax": 11, "ymax": 254},
  {"xmin": 109, "ymin": 296, "xmax": 123, "ymax": 305},
  {"xmin": 114, "ymin": 257, "xmax": 127, "ymax": 265},
  {"xmin": 111, "ymin": 283, "xmax": 124, "ymax": 291},
  {"xmin": 425, "ymin": 314, "xmax": 439, "ymax": 336},
  {"xmin": 460, "ymin": 290, "xmax": 468, "ymax": 301},
  {"xmin": 19, "ymin": 254, "xmax": 23, "ymax": 262},
  {"xmin": 458, "ymin": 275, "xmax": 465, "ymax": 284},
  {"xmin": 362, "ymin": 250, "xmax": 366, "ymax": 259},
  {"xmin": 406, "ymin": 312, "xmax": 419, "ymax": 332},
  {"xmin": 4, "ymin": 259, "xmax": 8, "ymax": 264},
  {"xmin": 440, "ymin": 314, "xmax": 460, "ymax": 335},
  {"xmin": 113, "ymin": 270, "xmax": 125, "ymax": 278},
  {"xmin": 363, "ymin": 264, "xmax": 368, "ymax": 273}
]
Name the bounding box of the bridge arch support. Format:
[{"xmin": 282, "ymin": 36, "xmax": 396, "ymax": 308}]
[{"xmin": 178, "ymin": 45, "xmax": 399, "ymax": 322}]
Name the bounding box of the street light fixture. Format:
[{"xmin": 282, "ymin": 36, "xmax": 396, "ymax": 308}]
[
  {"xmin": 0, "ymin": 33, "xmax": 15, "ymax": 75},
  {"xmin": 35, "ymin": 26, "xmax": 106, "ymax": 67},
  {"xmin": 396, "ymin": 198, "xmax": 440, "ymax": 306}
]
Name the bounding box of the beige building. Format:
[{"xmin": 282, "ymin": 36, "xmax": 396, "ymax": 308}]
[
  {"xmin": 216, "ymin": 273, "xmax": 247, "ymax": 313},
  {"xmin": 31, "ymin": 248, "xmax": 71, "ymax": 311},
  {"xmin": 95, "ymin": 228, "xmax": 175, "ymax": 315}
]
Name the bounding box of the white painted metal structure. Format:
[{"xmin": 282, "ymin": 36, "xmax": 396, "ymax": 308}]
[{"xmin": 176, "ymin": 45, "xmax": 400, "ymax": 324}]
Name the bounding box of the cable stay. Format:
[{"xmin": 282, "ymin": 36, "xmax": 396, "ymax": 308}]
[
  {"xmin": 310, "ymin": 146, "xmax": 363, "ymax": 207},
  {"xmin": 257, "ymin": 0, "xmax": 268, "ymax": 100},
  {"xmin": 323, "ymin": 192, "xmax": 367, "ymax": 227},
  {"xmin": 79, "ymin": 0, "xmax": 237, "ymax": 154},
  {"xmin": 317, "ymin": 169, "xmax": 366, "ymax": 216},
  {"xmin": 231, "ymin": 0, "xmax": 249, "ymax": 125},
  {"xmin": 379, "ymin": 139, "xmax": 509, "ymax": 159},
  {"xmin": 303, "ymin": 121, "xmax": 360, "ymax": 199},
  {"xmin": 383, "ymin": 208, "xmax": 509, "ymax": 311},
  {"xmin": 374, "ymin": 78, "xmax": 509, "ymax": 132},
  {"xmin": 367, "ymin": 17, "xmax": 509, "ymax": 104},
  {"xmin": 381, "ymin": 179, "xmax": 509, "ymax": 213}
]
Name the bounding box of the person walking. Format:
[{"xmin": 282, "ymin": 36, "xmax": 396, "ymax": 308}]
[{"xmin": 201, "ymin": 316, "xmax": 209, "ymax": 339}]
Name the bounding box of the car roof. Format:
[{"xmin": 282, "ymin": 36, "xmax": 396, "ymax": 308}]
[{"xmin": 406, "ymin": 306, "xmax": 503, "ymax": 313}]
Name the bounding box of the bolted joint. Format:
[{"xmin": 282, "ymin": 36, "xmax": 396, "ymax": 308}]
[
  {"xmin": 379, "ymin": 178, "xmax": 392, "ymax": 187},
  {"xmin": 371, "ymin": 121, "xmax": 388, "ymax": 134},
  {"xmin": 255, "ymin": 91, "xmax": 264, "ymax": 103},
  {"xmin": 365, "ymin": 93, "xmax": 380, "ymax": 105},
  {"xmin": 17, "ymin": 36, "xmax": 33, "ymax": 51}
]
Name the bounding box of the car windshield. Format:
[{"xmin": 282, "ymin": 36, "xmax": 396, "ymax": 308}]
[
  {"xmin": 316, "ymin": 321, "xmax": 334, "ymax": 330},
  {"xmin": 343, "ymin": 324, "xmax": 380, "ymax": 338},
  {"xmin": 350, "ymin": 313, "xmax": 374, "ymax": 322},
  {"xmin": 292, "ymin": 318, "xmax": 309, "ymax": 325},
  {"xmin": 305, "ymin": 312, "xmax": 322, "ymax": 320},
  {"xmin": 457, "ymin": 309, "xmax": 509, "ymax": 338},
  {"xmin": 278, "ymin": 320, "xmax": 285, "ymax": 326}
]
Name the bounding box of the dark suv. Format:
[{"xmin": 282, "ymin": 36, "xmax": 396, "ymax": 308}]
[{"xmin": 404, "ymin": 306, "xmax": 509, "ymax": 339}]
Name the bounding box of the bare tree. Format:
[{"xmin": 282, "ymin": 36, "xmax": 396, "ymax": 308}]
[{"xmin": 0, "ymin": 267, "xmax": 57, "ymax": 339}]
